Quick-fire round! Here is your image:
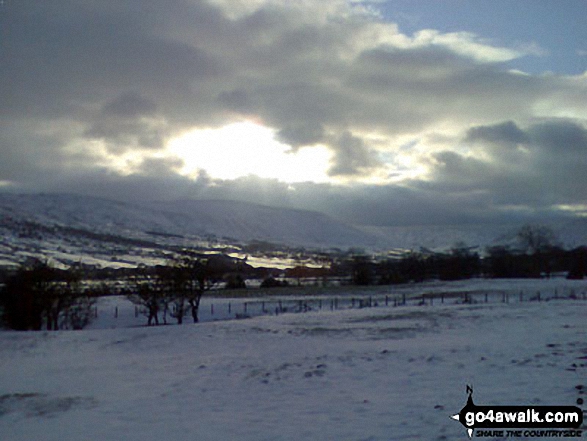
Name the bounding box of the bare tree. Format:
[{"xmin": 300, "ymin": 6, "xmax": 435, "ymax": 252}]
[
  {"xmin": 175, "ymin": 252, "xmax": 222, "ymax": 324},
  {"xmin": 0, "ymin": 260, "xmax": 95, "ymax": 331},
  {"xmin": 127, "ymin": 265, "xmax": 166, "ymax": 326},
  {"xmin": 516, "ymin": 224, "xmax": 558, "ymax": 254},
  {"xmin": 127, "ymin": 253, "xmax": 223, "ymax": 326}
]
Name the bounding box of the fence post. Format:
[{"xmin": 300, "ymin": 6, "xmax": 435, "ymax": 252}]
[
  {"xmin": 114, "ymin": 306, "xmax": 118, "ymax": 318},
  {"xmin": 385, "ymin": 295, "xmax": 389, "ymax": 306},
  {"xmin": 244, "ymin": 302, "xmax": 248, "ymax": 314}
]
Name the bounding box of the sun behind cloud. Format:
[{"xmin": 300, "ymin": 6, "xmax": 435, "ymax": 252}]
[{"xmin": 167, "ymin": 121, "xmax": 333, "ymax": 183}]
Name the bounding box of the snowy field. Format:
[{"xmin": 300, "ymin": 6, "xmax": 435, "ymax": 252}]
[{"xmin": 0, "ymin": 280, "xmax": 586, "ymax": 440}]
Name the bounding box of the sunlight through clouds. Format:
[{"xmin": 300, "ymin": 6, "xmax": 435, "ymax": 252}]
[{"xmin": 167, "ymin": 122, "xmax": 333, "ymax": 183}]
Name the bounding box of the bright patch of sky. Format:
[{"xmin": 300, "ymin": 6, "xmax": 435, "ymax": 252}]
[
  {"xmin": 371, "ymin": 0, "xmax": 587, "ymax": 75},
  {"xmin": 168, "ymin": 122, "xmax": 332, "ymax": 183}
]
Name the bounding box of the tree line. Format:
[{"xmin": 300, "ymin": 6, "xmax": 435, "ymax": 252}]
[
  {"xmin": 1, "ymin": 225, "xmax": 585, "ymax": 331},
  {"xmin": 0, "ymin": 251, "xmax": 229, "ymax": 330},
  {"xmin": 341, "ymin": 225, "xmax": 586, "ymax": 285},
  {"xmin": 0, "ymin": 260, "xmax": 96, "ymax": 331}
]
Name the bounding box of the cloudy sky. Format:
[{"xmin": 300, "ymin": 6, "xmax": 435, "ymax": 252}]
[{"xmin": 1, "ymin": 0, "xmax": 586, "ymax": 226}]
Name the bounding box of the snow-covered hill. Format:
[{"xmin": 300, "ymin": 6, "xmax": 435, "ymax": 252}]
[
  {"xmin": 151, "ymin": 199, "xmax": 379, "ymax": 248},
  {"xmin": 360, "ymin": 218, "xmax": 587, "ymax": 252},
  {"xmin": 0, "ymin": 193, "xmax": 379, "ymax": 268},
  {"xmin": 1, "ymin": 193, "xmax": 586, "ymax": 269}
]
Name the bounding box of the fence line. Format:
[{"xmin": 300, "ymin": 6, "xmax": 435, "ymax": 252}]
[
  {"xmin": 95, "ymin": 287, "xmax": 587, "ymax": 324},
  {"xmin": 197, "ymin": 287, "xmax": 587, "ymax": 322}
]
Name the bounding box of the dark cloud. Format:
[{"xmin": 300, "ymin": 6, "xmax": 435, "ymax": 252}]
[
  {"xmin": 276, "ymin": 122, "xmax": 325, "ymax": 150},
  {"xmin": 328, "ymin": 131, "xmax": 382, "ymax": 176},
  {"xmin": 466, "ymin": 120, "xmax": 529, "ymax": 146},
  {"xmin": 428, "ymin": 119, "xmax": 587, "ymax": 210},
  {"xmin": 102, "ymin": 92, "xmax": 158, "ymax": 118},
  {"xmin": 528, "ymin": 120, "xmax": 587, "ymax": 154}
]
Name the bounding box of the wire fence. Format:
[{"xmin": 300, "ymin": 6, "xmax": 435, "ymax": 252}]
[{"xmin": 93, "ymin": 285, "xmax": 587, "ymax": 326}]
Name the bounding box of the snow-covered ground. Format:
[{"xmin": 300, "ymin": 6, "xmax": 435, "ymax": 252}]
[{"xmin": 1, "ymin": 280, "xmax": 586, "ymax": 440}]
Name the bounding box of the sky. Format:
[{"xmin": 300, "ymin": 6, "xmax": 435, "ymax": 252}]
[{"xmin": 0, "ymin": 0, "xmax": 586, "ymax": 227}]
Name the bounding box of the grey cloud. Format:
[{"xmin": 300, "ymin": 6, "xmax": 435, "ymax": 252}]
[
  {"xmin": 276, "ymin": 122, "xmax": 325, "ymax": 150},
  {"xmin": 84, "ymin": 120, "xmax": 169, "ymax": 152},
  {"xmin": 528, "ymin": 120, "xmax": 587, "ymax": 154},
  {"xmin": 466, "ymin": 121, "xmax": 529, "ymax": 146},
  {"xmin": 138, "ymin": 156, "xmax": 185, "ymax": 177},
  {"xmin": 432, "ymin": 119, "xmax": 587, "ymax": 209},
  {"xmin": 102, "ymin": 92, "xmax": 158, "ymax": 118},
  {"xmin": 328, "ymin": 132, "xmax": 382, "ymax": 176}
]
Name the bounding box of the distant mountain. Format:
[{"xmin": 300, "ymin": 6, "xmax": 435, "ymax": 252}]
[
  {"xmin": 0, "ymin": 193, "xmax": 381, "ymax": 268},
  {"xmin": 360, "ymin": 218, "xmax": 587, "ymax": 252},
  {"xmin": 149, "ymin": 199, "xmax": 380, "ymax": 248},
  {"xmin": 1, "ymin": 193, "xmax": 585, "ymax": 269}
]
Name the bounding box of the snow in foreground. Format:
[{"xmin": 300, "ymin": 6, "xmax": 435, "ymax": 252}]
[{"xmin": 0, "ymin": 296, "xmax": 585, "ymax": 440}]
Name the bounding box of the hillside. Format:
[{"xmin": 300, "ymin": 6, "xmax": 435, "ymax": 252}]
[
  {"xmin": 0, "ymin": 193, "xmax": 379, "ymax": 268},
  {"xmin": 1, "ymin": 193, "xmax": 586, "ymax": 269}
]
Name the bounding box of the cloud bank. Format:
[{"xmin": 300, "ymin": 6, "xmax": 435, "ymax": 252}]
[{"xmin": 1, "ymin": 0, "xmax": 586, "ymax": 225}]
